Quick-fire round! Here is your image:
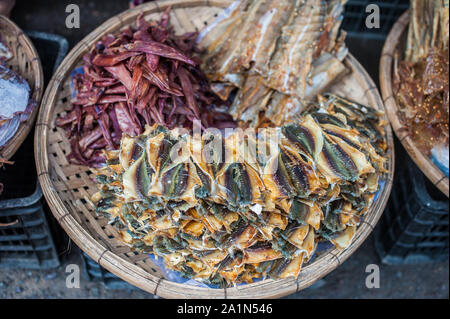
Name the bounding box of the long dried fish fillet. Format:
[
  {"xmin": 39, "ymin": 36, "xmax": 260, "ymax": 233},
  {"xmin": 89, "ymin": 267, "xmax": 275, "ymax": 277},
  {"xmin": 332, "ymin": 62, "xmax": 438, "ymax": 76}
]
[
  {"xmin": 240, "ymin": 0, "xmax": 296, "ymax": 74},
  {"xmin": 265, "ymin": 0, "xmax": 324, "ymax": 98},
  {"xmin": 202, "ymin": 0, "xmax": 263, "ymax": 86},
  {"xmin": 228, "ymin": 74, "xmax": 273, "ymax": 125},
  {"xmin": 93, "ymin": 94, "xmax": 388, "ymax": 286},
  {"xmin": 199, "ymin": 0, "xmax": 349, "ymax": 127},
  {"xmin": 405, "ymin": 0, "xmax": 449, "ymax": 63}
]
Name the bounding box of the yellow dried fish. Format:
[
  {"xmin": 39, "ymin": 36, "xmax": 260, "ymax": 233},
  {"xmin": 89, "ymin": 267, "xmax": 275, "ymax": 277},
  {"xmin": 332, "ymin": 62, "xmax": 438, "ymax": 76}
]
[{"xmin": 93, "ymin": 94, "xmax": 387, "ymax": 286}]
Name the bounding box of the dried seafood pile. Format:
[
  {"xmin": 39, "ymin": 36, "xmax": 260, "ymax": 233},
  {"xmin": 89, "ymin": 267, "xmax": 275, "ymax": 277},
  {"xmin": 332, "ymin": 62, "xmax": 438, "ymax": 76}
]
[
  {"xmin": 198, "ymin": 0, "xmax": 349, "ymax": 127},
  {"xmin": 0, "ymin": 33, "xmax": 34, "ymax": 148},
  {"xmin": 393, "ymin": 0, "xmax": 449, "ymax": 164},
  {"xmin": 93, "ymin": 94, "xmax": 387, "ymax": 286},
  {"xmin": 56, "ymin": 9, "xmax": 234, "ymax": 167}
]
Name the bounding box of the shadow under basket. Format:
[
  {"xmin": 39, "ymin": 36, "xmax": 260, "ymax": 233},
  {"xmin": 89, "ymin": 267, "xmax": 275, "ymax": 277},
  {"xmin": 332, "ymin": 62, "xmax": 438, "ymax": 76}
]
[
  {"xmin": 81, "ymin": 251, "xmax": 138, "ymax": 290},
  {"xmin": 375, "ymin": 141, "xmax": 449, "ymax": 264}
]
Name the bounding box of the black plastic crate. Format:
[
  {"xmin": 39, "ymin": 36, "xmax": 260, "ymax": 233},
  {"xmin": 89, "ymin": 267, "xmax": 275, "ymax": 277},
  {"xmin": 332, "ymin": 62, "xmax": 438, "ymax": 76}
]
[
  {"xmin": 0, "ymin": 31, "xmax": 69, "ymax": 269},
  {"xmin": 26, "ymin": 31, "xmax": 68, "ymax": 84},
  {"xmin": 0, "ymin": 183, "xmax": 60, "ymax": 269},
  {"xmin": 343, "ymin": 0, "xmax": 410, "ymax": 39},
  {"xmin": 81, "ymin": 252, "xmax": 137, "ymax": 290},
  {"xmin": 0, "ymin": 127, "xmax": 61, "ymax": 269},
  {"xmin": 375, "ymin": 140, "xmax": 449, "ymax": 264}
]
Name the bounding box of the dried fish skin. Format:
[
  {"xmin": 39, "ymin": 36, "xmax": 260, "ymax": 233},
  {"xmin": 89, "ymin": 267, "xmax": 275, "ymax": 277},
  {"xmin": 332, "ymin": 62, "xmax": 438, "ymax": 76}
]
[
  {"xmin": 304, "ymin": 53, "xmax": 349, "ymax": 101},
  {"xmin": 199, "ymin": 0, "xmax": 349, "ymax": 127},
  {"xmin": 330, "ymin": 225, "xmax": 356, "ymax": 249},
  {"xmin": 122, "ymin": 153, "xmax": 153, "ymax": 201},
  {"xmin": 289, "ymin": 199, "xmax": 324, "ymax": 230},
  {"xmin": 201, "ymin": 0, "xmax": 265, "ymax": 85},
  {"xmin": 240, "ymin": 0, "xmax": 296, "ymax": 74},
  {"xmin": 242, "ymin": 242, "xmax": 283, "ymax": 263},
  {"xmin": 263, "ymin": 143, "xmax": 321, "ymax": 205},
  {"xmin": 264, "ymin": 0, "xmax": 324, "ymax": 98},
  {"xmin": 228, "ymin": 74, "xmax": 273, "ymax": 126},
  {"xmin": 198, "ymin": 0, "xmax": 251, "ymax": 59},
  {"xmin": 269, "ymin": 254, "xmax": 305, "ymax": 279},
  {"xmin": 282, "ymin": 114, "xmax": 324, "ymax": 161},
  {"xmin": 265, "ymin": 92, "xmax": 306, "ymax": 127}
]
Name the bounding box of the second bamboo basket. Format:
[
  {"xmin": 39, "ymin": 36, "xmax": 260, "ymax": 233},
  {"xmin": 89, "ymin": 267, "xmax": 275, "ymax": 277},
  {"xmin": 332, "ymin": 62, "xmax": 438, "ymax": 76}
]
[
  {"xmin": 0, "ymin": 15, "xmax": 44, "ymax": 160},
  {"xmin": 380, "ymin": 10, "xmax": 449, "ymax": 197}
]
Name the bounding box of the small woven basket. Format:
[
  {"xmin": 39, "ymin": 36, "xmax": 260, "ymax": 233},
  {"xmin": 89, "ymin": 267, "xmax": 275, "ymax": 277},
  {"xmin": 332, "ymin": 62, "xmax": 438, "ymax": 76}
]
[
  {"xmin": 35, "ymin": 0, "xmax": 394, "ymax": 298},
  {"xmin": 0, "ymin": 15, "xmax": 44, "ymax": 160},
  {"xmin": 379, "ymin": 11, "xmax": 449, "ymax": 197}
]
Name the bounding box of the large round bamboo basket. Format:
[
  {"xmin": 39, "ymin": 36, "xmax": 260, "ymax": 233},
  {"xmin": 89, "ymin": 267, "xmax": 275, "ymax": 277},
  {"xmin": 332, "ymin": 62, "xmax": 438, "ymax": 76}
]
[
  {"xmin": 0, "ymin": 15, "xmax": 44, "ymax": 160},
  {"xmin": 380, "ymin": 11, "xmax": 449, "ymax": 197},
  {"xmin": 35, "ymin": 0, "xmax": 394, "ymax": 298}
]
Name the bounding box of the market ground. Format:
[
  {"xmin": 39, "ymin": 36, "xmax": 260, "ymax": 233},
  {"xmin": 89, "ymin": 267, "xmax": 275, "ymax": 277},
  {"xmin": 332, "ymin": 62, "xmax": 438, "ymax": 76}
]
[{"xmin": 1, "ymin": 0, "xmax": 448, "ymax": 299}]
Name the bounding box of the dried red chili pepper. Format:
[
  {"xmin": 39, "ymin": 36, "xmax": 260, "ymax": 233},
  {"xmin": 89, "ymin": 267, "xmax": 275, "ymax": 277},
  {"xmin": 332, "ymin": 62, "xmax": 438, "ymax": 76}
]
[{"xmin": 56, "ymin": 7, "xmax": 235, "ymax": 167}]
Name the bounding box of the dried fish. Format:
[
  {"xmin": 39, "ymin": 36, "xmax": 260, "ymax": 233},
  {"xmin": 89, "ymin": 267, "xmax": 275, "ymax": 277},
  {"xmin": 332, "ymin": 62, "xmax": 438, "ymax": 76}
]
[
  {"xmin": 199, "ymin": 0, "xmax": 349, "ymax": 127},
  {"xmin": 394, "ymin": 0, "xmax": 449, "ymax": 165},
  {"xmin": 0, "ymin": 61, "xmax": 35, "ymax": 148},
  {"xmin": 93, "ymin": 94, "xmax": 387, "ymax": 286}
]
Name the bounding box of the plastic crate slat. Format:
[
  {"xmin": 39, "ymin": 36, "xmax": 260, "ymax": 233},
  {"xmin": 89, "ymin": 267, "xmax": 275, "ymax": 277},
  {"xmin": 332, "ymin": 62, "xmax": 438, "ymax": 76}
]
[
  {"xmin": 0, "ymin": 232, "xmax": 48, "ymax": 241},
  {"xmin": 416, "ymin": 242, "xmax": 448, "ymax": 249},
  {"xmin": 0, "ymin": 219, "xmax": 44, "ymax": 230},
  {"xmin": 0, "ymin": 204, "xmax": 43, "ymax": 217},
  {"xmin": 0, "ymin": 245, "xmax": 34, "ymax": 251},
  {"xmin": 0, "ymin": 242, "xmax": 52, "ymax": 252}
]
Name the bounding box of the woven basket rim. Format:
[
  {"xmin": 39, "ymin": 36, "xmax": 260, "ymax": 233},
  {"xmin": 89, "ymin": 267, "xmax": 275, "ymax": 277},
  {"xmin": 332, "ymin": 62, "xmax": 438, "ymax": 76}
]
[
  {"xmin": 35, "ymin": 0, "xmax": 394, "ymax": 298},
  {"xmin": 379, "ymin": 10, "xmax": 449, "ymax": 197},
  {"xmin": 0, "ymin": 15, "xmax": 44, "ymax": 160}
]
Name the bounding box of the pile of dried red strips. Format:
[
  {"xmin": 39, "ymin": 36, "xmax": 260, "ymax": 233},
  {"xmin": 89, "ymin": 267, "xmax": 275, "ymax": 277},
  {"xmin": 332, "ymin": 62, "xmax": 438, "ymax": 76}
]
[{"xmin": 56, "ymin": 8, "xmax": 234, "ymax": 167}]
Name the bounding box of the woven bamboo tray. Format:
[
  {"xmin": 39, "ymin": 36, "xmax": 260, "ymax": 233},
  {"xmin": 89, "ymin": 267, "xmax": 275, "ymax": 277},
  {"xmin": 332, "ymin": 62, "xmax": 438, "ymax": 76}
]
[
  {"xmin": 35, "ymin": 0, "xmax": 394, "ymax": 299},
  {"xmin": 380, "ymin": 11, "xmax": 449, "ymax": 197},
  {"xmin": 0, "ymin": 15, "xmax": 44, "ymax": 160}
]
